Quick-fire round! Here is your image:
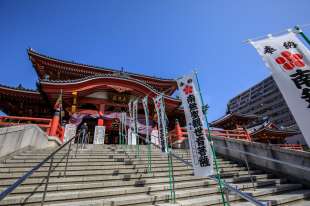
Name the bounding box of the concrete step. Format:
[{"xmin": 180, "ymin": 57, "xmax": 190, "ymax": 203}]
[
  {"xmin": 230, "ymin": 189, "xmax": 310, "ymax": 205},
  {"xmin": 0, "ymin": 161, "xmax": 238, "ymax": 172},
  {"xmin": 0, "ymin": 173, "xmax": 276, "ymax": 195},
  {"xmin": 0, "ymin": 145, "xmax": 308, "ymax": 206},
  {"xmin": 0, "ymin": 180, "xmax": 294, "ymax": 205},
  {"xmin": 0, "ymin": 169, "xmax": 263, "ymax": 189},
  {"xmin": 0, "ymin": 178, "xmax": 283, "ymax": 206},
  {"xmin": 0, "ymin": 164, "xmax": 248, "ymax": 180},
  {"xmin": 175, "ymin": 184, "xmax": 303, "ymax": 206}
]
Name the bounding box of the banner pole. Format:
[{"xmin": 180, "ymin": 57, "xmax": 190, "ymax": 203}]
[
  {"xmin": 295, "ymin": 25, "xmax": 310, "ymax": 46},
  {"xmin": 194, "ymin": 71, "xmax": 228, "ymax": 206},
  {"xmin": 167, "ymin": 150, "xmax": 176, "ymax": 203},
  {"xmin": 162, "ymin": 96, "xmax": 176, "ymax": 203}
]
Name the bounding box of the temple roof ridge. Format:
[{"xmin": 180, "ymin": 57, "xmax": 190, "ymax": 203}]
[
  {"xmin": 28, "ymin": 48, "xmax": 176, "ymax": 82},
  {"xmin": 0, "ymin": 83, "xmax": 39, "ymax": 93}
]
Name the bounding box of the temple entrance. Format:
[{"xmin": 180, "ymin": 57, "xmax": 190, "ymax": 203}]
[
  {"xmin": 77, "ymin": 116, "xmax": 122, "ymax": 145},
  {"xmin": 105, "ymin": 130, "xmax": 119, "ymax": 144}
]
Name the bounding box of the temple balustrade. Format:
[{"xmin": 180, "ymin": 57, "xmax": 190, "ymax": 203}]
[
  {"xmin": 169, "ymin": 123, "xmax": 303, "ymax": 151},
  {"xmin": 0, "ymin": 116, "xmax": 64, "ymax": 142}
]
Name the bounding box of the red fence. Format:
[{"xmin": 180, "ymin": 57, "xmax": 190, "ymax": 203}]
[
  {"xmin": 277, "ymin": 144, "xmax": 303, "ymax": 151},
  {"xmin": 0, "ymin": 116, "xmax": 64, "ymax": 141},
  {"xmin": 169, "ymin": 126, "xmax": 303, "ymax": 151}
]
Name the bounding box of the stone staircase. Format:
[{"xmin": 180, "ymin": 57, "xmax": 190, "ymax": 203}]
[{"xmin": 0, "ymin": 144, "xmax": 310, "ymax": 205}]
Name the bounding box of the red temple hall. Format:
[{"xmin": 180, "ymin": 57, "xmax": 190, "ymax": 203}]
[{"xmin": 0, "ymin": 49, "xmax": 185, "ymax": 144}]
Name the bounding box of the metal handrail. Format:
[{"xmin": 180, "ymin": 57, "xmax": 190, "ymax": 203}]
[
  {"xmin": 134, "ymin": 133, "xmax": 268, "ymax": 206},
  {"xmin": 0, "ymin": 133, "xmax": 80, "ymax": 204}
]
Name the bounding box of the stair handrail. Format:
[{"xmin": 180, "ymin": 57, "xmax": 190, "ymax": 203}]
[
  {"xmin": 134, "ymin": 132, "xmax": 268, "ymax": 206},
  {"xmin": 0, "ymin": 133, "xmax": 80, "ymax": 204}
]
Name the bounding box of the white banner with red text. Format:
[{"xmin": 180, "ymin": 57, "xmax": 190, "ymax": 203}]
[
  {"xmin": 177, "ymin": 73, "xmax": 214, "ymax": 176},
  {"xmin": 153, "ymin": 94, "xmax": 168, "ymax": 153},
  {"xmin": 250, "ymin": 31, "xmax": 310, "ymax": 146}
]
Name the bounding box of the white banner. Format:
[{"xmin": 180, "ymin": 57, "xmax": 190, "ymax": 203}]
[
  {"xmin": 120, "ymin": 112, "xmax": 127, "ymax": 144},
  {"xmin": 142, "ymin": 96, "xmax": 150, "ymax": 142},
  {"xmin": 132, "ymin": 99, "xmax": 139, "ymax": 144},
  {"xmin": 64, "ymin": 124, "xmax": 77, "ymax": 143},
  {"xmin": 153, "ymin": 94, "xmax": 168, "ymax": 153},
  {"xmin": 128, "ymin": 101, "xmax": 134, "ymax": 145},
  {"xmin": 94, "ymin": 126, "xmax": 105, "ymax": 144},
  {"xmin": 177, "ymin": 73, "xmax": 214, "ymax": 176},
  {"xmin": 133, "ymin": 99, "xmax": 139, "ymax": 133},
  {"xmin": 250, "ymin": 31, "xmax": 310, "ymax": 146},
  {"xmin": 128, "ymin": 127, "xmax": 133, "ymax": 145}
]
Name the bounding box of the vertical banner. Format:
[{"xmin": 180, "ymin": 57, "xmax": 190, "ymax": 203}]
[
  {"xmin": 133, "ymin": 99, "xmax": 139, "ymax": 134},
  {"xmin": 128, "ymin": 100, "xmax": 134, "ymax": 145},
  {"xmin": 153, "ymin": 94, "xmax": 168, "ymax": 153},
  {"xmin": 177, "ymin": 73, "xmax": 214, "ymax": 176},
  {"xmin": 128, "ymin": 127, "xmax": 133, "ymax": 145},
  {"xmin": 120, "ymin": 112, "xmax": 127, "ymax": 144},
  {"xmin": 64, "ymin": 124, "xmax": 77, "ymax": 142},
  {"xmin": 250, "ymin": 31, "xmax": 310, "ymax": 146},
  {"xmin": 94, "ymin": 126, "xmax": 106, "ymax": 144},
  {"xmin": 142, "ymin": 96, "xmax": 150, "ymax": 141}
]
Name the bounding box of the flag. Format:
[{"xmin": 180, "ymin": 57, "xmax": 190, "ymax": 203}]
[
  {"xmin": 177, "ymin": 73, "xmax": 214, "ymax": 176},
  {"xmin": 250, "ymin": 31, "xmax": 310, "ymax": 146},
  {"xmin": 142, "ymin": 96, "xmax": 150, "ymax": 142},
  {"xmin": 133, "ymin": 99, "xmax": 139, "ymax": 133},
  {"xmin": 153, "ymin": 94, "xmax": 168, "ymax": 153}
]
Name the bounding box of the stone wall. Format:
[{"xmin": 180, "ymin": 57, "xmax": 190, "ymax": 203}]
[
  {"xmin": 0, "ymin": 125, "xmax": 49, "ymax": 158},
  {"xmin": 213, "ymin": 136, "xmax": 310, "ymax": 185}
]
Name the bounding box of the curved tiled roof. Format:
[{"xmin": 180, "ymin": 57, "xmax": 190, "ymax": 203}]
[
  {"xmin": 28, "ymin": 49, "xmax": 176, "ymax": 83},
  {"xmin": 210, "ymin": 112, "xmax": 259, "ymax": 127},
  {"xmin": 0, "ymin": 84, "xmax": 39, "ymax": 94}
]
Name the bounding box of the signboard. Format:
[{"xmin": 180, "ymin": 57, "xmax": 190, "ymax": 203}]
[
  {"xmin": 177, "ymin": 73, "xmax": 214, "ymax": 176},
  {"xmin": 250, "ymin": 31, "xmax": 310, "ymax": 146},
  {"xmin": 64, "ymin": 124, "xmax": 77, "ymax": 143},
  {"xmin": 93, "ymin": 126, "xmax": 106, "ymax": 144},
  {"xmin": 128, "ymin": 127, "xmax": 132, "ymax": 145}
]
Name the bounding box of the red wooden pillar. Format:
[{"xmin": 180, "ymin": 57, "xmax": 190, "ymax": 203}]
[
  {"xmin": 49, "ymin": 109, "xmax": 60, "ymax": 137},
  {"xmin": 245, "ymin": 130, "xmax": 252, "ymax": 141},
  {"xmin": 175, "ymin": 119, "xmax": 183, "ymax": 143},
  {"xmin": 98, "ymin": 104, "xmax": 105, "ymax": 126}
]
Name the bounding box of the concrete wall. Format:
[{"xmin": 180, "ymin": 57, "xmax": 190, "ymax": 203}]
[
  {"xmin": 213, "ymin": 136, "xmax": 310, "ymax": 185},
  {"xmin": 0, "ymin": 125, "xmax": 49, "ymax": 158}
]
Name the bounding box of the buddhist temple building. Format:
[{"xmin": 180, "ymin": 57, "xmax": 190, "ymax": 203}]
[
  {"xmin": 210, "ymin": 112, "xmax": 302, "ymax": 149},
  {"xmin": 210, "ymin": 112, "xmax": 258, "ymax": 130},
  {"xmin": 0, "ymin": 49, "xmax": 185, "ymax": 143}
]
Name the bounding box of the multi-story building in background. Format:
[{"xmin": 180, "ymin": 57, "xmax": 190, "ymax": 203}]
[
  {"xmin": 227, "ymin": 76, "xmax": 298, "ymax": 130},
  {"xmin": 227, "ymin": 75, "xmax": 308, "ymax": 144}
]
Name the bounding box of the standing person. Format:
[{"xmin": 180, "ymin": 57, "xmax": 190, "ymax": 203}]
[{"xmin": 80, "ymin": 122, "xmax": 88, "ymax": 148}]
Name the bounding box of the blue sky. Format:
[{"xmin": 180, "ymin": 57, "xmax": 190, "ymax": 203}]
[{"xmin": 0, "ymin": 0, "xmax": 310, "ymax": 121}]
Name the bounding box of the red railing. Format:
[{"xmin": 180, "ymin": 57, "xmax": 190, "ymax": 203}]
[
  {"xmin": 0, "ymin": 116, "xmax": 64, "ymax": 142},
  {"xmin": 169, "ymin": 125, "xmax": 303, "ymax": 151},
  {"xmin": 0, "ymin": 116, "xmax": 52, "ymax": 132},
  {"xmin": 210, "ymin": 129, "xmax": 251, "ymax": 141},
  {"xmin": 169, "ymin": 126, "xmax": 251, "ymax": 147},
  {"xmin": 277, "ymin": 144, "xmax": 303, "ymax": 151}
]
